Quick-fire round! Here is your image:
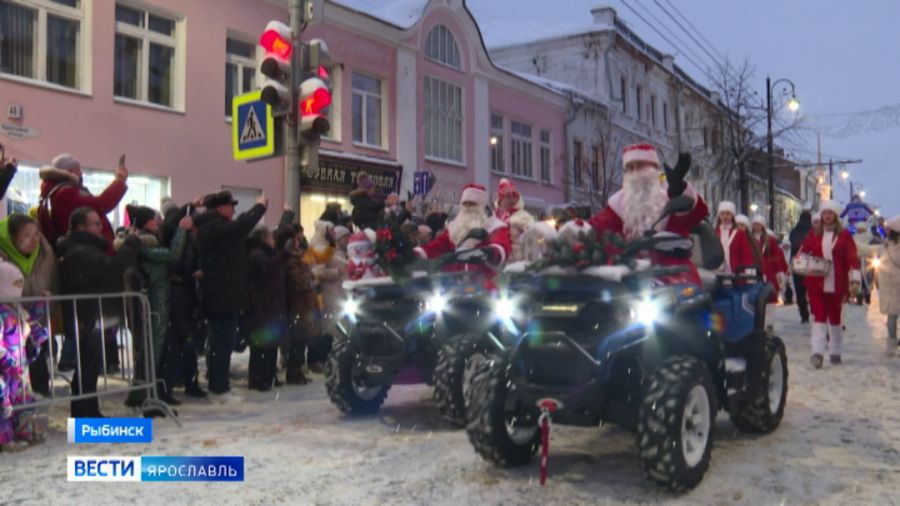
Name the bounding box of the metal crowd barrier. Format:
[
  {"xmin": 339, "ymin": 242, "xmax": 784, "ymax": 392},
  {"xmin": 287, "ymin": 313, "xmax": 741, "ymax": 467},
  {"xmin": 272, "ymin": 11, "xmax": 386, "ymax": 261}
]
[{"xmin": 4, "ymin": 292, "xmax": 179, "ymax": 425}]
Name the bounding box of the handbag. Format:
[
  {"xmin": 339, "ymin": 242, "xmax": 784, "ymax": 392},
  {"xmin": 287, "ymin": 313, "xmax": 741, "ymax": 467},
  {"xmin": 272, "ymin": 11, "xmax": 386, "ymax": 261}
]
[{"xmin": 791, "ymin": 254, "xmax": 832, "ymax": 277}]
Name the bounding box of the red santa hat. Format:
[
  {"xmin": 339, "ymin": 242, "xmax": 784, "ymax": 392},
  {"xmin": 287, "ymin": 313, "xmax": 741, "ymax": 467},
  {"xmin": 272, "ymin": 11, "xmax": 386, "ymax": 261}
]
[
  {"xmin": 347, "ymin": 231, "xmax": 371, "ymax": 250},
  {"xmin": 717, "ymin": 201, "xmax": 736, "ymax": 216},
  {"xmin": 460, "ymin": 183, "xmax": 488, "ymax": 206},
  {"xmin": 819, "ymin": 200, "xmax": 841, "ymax": 215},
  {"xmin": 496, "ymin": 178, "xmax": 520, "ymax": 204},
  {"xmin": 621, "ymin": 143, "xmax": 660, "ymax": 169}
]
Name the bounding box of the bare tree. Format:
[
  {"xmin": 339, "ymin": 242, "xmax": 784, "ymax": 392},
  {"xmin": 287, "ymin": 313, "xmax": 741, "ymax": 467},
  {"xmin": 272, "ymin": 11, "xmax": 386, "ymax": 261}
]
[
  {"xmin": 708, "ymin": 58, "xmax": 805, "ymax": 213},
  {"xmin": 569, "ymin": 111, "xmax": 624, "ymax": 212}
]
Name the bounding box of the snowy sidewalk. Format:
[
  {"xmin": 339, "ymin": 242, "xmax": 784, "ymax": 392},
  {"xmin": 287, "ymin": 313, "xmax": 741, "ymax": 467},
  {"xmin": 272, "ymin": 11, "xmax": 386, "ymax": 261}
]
[{"xmin": 4, "ymin": 302, "xmax": 900, "ymax": 505}]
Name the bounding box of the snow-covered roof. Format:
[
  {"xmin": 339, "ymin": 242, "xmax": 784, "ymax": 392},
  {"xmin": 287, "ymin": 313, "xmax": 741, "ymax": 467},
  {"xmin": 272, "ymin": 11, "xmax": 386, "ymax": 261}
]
[
  {"xmin": 501, "ymin": 68, "xmax": 602, "ymax": 104},
  {"xmin": 329, "ymin": 0, "xmax": 428, "ymax": 29}
]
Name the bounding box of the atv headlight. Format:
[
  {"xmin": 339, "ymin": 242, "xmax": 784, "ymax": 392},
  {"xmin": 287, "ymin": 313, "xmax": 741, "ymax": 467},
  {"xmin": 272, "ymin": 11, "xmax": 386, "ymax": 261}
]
[
  {"xmin": 494, "ymin": 297, "xmax": 516, "ymax": 321},
  {"xmin": 426, "ymin": 293, "xmax": 447, "ymax": 314},
  {"xmin": 634, "ymin": 298, "xmax": 661, "ymax": 326},
  {"xmin": 342, "ymin": 297, "xmax": 360, "ymax": 318}
]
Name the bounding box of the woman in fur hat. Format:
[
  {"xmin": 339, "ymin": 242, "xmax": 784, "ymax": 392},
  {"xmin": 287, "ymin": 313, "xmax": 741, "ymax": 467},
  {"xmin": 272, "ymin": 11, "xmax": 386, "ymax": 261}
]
[{"xmin": 715, "ymin": 201, "xmax": 758, "ymax": 274}]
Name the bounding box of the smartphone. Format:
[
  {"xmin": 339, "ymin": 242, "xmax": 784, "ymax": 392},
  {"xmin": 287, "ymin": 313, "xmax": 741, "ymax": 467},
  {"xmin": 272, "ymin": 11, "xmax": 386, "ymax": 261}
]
[
  {"xmin": 186, "ymin": 203, "xmax": 194, "ymax": 216},
  {"xmin": 119, "ymin": 153, "xmax": 126, "ymax": 166}
]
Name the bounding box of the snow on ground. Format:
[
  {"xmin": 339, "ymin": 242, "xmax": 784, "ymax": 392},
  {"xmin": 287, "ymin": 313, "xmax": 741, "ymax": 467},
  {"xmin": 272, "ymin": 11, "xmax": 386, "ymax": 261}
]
[{"xmin": 4, "ymin": 298, "xmax": 900, "ymax": 505}]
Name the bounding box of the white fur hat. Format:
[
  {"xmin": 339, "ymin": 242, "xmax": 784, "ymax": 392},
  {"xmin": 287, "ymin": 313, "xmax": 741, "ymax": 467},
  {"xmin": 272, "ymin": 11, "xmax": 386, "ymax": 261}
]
[
  {"xmin": 751, "ymin": 214, "xmax": 767, "ymax": 226},
  {"xmin": 526, "ymin": 221, "xmax": 558, "ymax": 241},
  {"xmin": 886, "ymin": 216, "xmax": 900, "ymax": 233},
  {"xmin": 509, "ymin": 210, "xmax": 535, "ymax": 230},
  {"xmin": 621, "ymin": 143, "xmax": 660, "ymax": 169},
  {"xmin": 460, "ymin": 183, "xmax": 488, "ymax": 206},
  {"xmin": 0, "ymin": 261, "xmax": 24, "ymax": 299},
  {"xmin": 819, "ymin": 200, "xmax": 841, "ymax": 215},
  {"xmin": 717, "ymin": 201, "xmax": 736, "ymax": 216},
  {"xmin": 735, "ymin": 214, "xmax": 750, "ymax": 228}
]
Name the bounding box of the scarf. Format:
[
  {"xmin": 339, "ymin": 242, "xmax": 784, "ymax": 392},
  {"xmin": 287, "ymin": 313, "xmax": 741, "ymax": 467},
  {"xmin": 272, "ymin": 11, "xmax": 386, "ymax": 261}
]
[{"xmin": 0, "ymin": 217, "xmax": 39, "ymax": 276}]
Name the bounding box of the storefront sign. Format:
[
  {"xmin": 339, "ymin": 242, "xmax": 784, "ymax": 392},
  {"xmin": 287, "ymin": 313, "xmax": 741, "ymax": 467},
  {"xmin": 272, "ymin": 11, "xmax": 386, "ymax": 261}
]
[
  {"xmin": 1, "ymin": 123, "xmax": 40, "ymax": 140},
  {"xmin": 302, "ymin": 154, "xmax": 401, "ymax": 195}
]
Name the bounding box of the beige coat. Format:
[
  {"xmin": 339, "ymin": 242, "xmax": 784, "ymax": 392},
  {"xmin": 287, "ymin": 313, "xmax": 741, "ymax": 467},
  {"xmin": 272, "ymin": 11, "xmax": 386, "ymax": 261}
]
[
  {"xmin": 878, "ymin": 240, "xmax": 900, "ymax": 315},
  {"xmin": 0, "ymin": 234, "xmax": 60, "ymax": 296}
]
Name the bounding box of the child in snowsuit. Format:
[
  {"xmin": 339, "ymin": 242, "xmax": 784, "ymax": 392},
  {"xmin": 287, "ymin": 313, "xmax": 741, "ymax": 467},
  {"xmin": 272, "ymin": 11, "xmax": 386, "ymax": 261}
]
[{"xmin": 0, "ymin": 261, "xmax": 48, "ymax": 451}]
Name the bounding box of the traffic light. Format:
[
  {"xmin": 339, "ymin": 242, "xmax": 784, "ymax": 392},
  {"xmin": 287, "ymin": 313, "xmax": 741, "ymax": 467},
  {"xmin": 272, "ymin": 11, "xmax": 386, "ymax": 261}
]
[
  {"xmin": 298, "ymin": 38, "xmax": 332, "ymax": 143},
  {"xmin": 259, "ymin": 21, "xmax": 293, "ymax": 112}
]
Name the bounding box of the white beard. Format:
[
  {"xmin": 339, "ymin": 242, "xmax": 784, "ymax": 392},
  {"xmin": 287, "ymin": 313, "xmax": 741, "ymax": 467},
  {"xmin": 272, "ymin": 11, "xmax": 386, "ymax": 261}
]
[
  {"xmin": 448, "ymin": 207, "xmax": 488, "ymax": 248},
  {"xmin": 620, "ymin": 169, "xmax": 666, "ymax": 239}
]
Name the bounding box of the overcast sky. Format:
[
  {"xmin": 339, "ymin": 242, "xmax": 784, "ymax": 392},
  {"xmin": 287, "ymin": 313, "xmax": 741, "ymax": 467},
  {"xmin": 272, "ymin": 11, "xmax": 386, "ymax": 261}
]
[{"xmin": 468, "ymin": 0, "xmax": 900, "ymax": 218}]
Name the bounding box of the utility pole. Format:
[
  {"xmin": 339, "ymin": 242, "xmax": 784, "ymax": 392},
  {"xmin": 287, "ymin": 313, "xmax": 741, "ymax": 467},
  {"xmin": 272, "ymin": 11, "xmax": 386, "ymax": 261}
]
[
  {"xmin": 284, "ymin": 0, "xmax": 305, "ymax": 213},
  {"xmin": 828, "ymin": 159, "xmax": 833, "ymax": 200},
  {"xmin": 766, "ymin": 77, "xmax": 775, "ymax": 229}
]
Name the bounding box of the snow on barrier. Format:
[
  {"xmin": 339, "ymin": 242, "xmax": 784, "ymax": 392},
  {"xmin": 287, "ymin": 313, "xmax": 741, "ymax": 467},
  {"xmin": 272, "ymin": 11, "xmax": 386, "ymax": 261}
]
[{"xmin": 3, "ymin": 292, "xmax": 178, "ymax": 425}]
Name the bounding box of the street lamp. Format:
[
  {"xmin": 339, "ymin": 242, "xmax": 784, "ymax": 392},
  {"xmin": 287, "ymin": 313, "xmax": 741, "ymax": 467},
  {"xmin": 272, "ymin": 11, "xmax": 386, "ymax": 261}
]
[
  {"xmin": 750, "ymin": 203, "xmax": 759, "ymax": 213},
  {"xmin": 841, "ymin": 170, "xmax": 849, "ymax": 180},
  {"xmin": 860, "ymin": 190, "xmax": 866, "ymax": 199},
  {"xmin": 490, "ymin": 136, "xmax": 498, "ymax": 146},
  {"xmin": 766, "ymin": 77, "xmax": 799, "ymax": 230}
]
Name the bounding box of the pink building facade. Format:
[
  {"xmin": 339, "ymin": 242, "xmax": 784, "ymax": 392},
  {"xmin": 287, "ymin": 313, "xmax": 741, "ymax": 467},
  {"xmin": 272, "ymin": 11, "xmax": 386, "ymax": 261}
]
[{"xmin": 0, "ymin": 0, "xmax": 568, "ymax": 232}]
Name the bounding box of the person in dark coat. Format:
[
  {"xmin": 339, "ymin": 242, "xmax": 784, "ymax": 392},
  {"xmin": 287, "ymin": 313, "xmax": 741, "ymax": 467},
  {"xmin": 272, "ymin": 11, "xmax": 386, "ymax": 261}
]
[
  {"xmin": 245, "ymin": 227, "xmax": 287, "ymax": 391},
  {"xmin": 349, "ymin": 172, "xmax": 384, "ymax": 230},
  {"xmin": 158, "ymin": 199, "xmax": 207, "ymax": 398},
  {"xmin": 278, "ymin": 226, "xmax": 316, "ymax": 385},
  {"xmin": 789, "ymin": 210, "xmax": 813, "ymax": 323},
  {"xmin": 57, "ymin": 207, "xmax": 141, "ymax": 418},
  {"xmin": 194, "ymin": 191, "xmax": 267, "ymax": 399},
  {"xmin": 0, "ymin": 147, "xmax": 18, "ymax": 201},
  {"xmin": 425, "ymin": 202, "xmax": 448, "ymax": 235}
]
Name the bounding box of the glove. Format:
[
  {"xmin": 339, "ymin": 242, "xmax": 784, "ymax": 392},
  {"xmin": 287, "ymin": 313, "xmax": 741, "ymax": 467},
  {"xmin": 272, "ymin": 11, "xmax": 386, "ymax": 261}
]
[
  {"xmin": 462, "ymin": 228, "xmax": 489, "ymax": 243},
  {"xmin": 484, "ymin": 246, "xmax": 502, "ymax": 264},
  {"xmin": 664, "ymin": 152, "xmax": 691, "ymax": 198}
]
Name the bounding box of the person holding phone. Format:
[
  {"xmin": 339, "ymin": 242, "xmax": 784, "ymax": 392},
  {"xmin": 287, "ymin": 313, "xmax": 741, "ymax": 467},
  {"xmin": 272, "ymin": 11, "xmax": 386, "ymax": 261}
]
[
  {"xmin": 37, "ymin": 153, "xmax": 129, "ymax": 253},
  {"xmin": 0, "ymin": 145, "xmax": 18, "ymax": 202}
]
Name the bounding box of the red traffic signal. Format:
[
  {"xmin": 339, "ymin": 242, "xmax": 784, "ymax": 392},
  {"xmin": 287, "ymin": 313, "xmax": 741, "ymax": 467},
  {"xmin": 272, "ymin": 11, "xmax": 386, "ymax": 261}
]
[
  {"xmin": 259, "ymin": 21, "xmax": 293, "ymax": 60},
  {"xmin": 299, "ymin": 77, "xmax": 331, "ymax": 116}
]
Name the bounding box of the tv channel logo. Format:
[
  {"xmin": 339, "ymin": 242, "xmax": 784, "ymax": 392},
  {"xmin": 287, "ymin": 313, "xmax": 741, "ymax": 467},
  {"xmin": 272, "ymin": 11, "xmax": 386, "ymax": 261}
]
[{"xmin": 67, "ymin": 457, "xmax": 140, "ymax": 482}]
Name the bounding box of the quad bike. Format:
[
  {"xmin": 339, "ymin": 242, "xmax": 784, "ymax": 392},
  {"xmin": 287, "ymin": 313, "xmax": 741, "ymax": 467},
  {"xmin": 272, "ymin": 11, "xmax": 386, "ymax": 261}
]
[
  {"xmin": 464, "ymin": 196, "xmax": 789, "ymax": 491},
  {"xmin": 324, "ymin": 241, "xmax": 505, "ymax": 425}
]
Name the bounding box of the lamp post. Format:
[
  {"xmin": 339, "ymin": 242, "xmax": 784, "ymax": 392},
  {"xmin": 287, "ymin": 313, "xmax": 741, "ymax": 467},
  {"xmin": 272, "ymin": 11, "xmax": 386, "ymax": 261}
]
[{"xmin": 766, "ymin": 77, "xmax": 799, "ymax": 230}]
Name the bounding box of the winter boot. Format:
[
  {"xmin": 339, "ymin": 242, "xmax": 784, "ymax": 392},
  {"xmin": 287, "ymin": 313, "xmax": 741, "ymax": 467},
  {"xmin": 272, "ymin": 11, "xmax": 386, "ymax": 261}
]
[
  {"xmin": 828, "ymin": 324, "xmax": 844, "ymax": 364},
  {"xmin": 810, "ymin": 354, "xmax": 824, "ymax": 369}
]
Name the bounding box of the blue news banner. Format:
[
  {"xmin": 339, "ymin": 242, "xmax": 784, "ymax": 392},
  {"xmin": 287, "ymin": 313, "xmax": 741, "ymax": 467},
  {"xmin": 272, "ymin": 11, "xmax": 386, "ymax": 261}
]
[{"xmin": 66, "ymin": 418, "xmax": 244, "ymax": 482}]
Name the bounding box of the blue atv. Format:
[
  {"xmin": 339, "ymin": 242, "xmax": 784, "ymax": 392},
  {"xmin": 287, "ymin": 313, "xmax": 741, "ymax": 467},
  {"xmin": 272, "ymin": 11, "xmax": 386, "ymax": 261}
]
[
  {"xmin": 325, "ymin": 243, "xmax": 503, "ymax": 425},
  {"xmin": 464, "ymin": 196, "xmax": 788, "ymax": 491}
]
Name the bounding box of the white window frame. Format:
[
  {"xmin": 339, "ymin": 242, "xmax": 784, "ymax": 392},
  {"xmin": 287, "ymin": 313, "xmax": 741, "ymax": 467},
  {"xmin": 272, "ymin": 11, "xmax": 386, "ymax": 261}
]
[
  {"xmin": 510, "ymin": 119, "xmax": 533, "ymax": 180},
  {"xmin": 113, "ymin": 1, "xmax": 185, "ymax": 111},
  {"xmin": 423, "ymin": 75, "xmax": 464, "ymax": 164},
  {"xmin": 351, "ymin": 70, "xmax": 385, "ymax": 149},
  {"xmin": 425, "ymin": 24, "xmax": 461, "ymax": 70},
  {"xmin": 0, "ymin": 0, "xmax": 91, "ymax": 93},
  {"xmin": 490, "ymin": 112, "xmax": 504, "ymax": 173},
  {"xmin": 224, "ymin": 32, "xmax": 258, "ymax": 121},
  {"xmin": 540, "ymin": 129, "xmax": 551, "ymax": 184}
]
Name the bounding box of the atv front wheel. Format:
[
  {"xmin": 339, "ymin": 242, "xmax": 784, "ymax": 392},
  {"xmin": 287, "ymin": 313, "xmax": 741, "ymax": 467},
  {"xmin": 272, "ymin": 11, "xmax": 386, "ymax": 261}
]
[
  {"xmin": 433, "ymin": 333, "xmax": 490, "ymax": 426},
  {"xmin": 465, "ymin": 355, "xmax": 538, "ymax": 467},
  {"xmin": 638, "ymin": 355, "xmax": 717, "ymax": 492},
  {"xmin": 729, "ymin": 336, "xmax": 788, "ymax": 433},
  {"xmin": 325, "ymin": 339, "xmax": 390, "ymax": 415}
]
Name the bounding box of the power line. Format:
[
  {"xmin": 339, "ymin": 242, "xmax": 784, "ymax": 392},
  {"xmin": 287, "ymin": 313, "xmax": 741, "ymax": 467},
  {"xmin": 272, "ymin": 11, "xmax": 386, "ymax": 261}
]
[
  {"xmin": 660, "ymin": 0, "xmax": 728, "ymax": 65},
  {"xmin": 617, "ymin": 0, "xmax": 719, "ymax": 85},
  {"xmin": 652, "ymin": 0, "xmax": 726, "ymax": 70},
  {"xmin": 629, "ymin": 0, "xmax": 714, "ymax": 77}
]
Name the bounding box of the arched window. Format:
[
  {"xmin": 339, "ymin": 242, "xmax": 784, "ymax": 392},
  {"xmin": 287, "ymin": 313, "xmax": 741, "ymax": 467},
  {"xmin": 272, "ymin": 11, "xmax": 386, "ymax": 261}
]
[{"xmin": 425, "ymin": 25, "xmax": 461, "ymax": 69}]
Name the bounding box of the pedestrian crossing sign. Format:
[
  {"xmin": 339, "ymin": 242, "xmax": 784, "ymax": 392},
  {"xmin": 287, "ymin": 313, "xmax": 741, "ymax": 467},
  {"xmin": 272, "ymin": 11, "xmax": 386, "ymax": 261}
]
[{"xmin": 232, "ymin": 91, "xmax": 275, "ymax": 161}]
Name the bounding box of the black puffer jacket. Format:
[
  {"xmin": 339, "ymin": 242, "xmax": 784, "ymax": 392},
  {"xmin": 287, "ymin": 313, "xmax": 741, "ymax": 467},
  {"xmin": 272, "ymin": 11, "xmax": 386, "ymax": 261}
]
[
  {"xmin": 789, "ymin": 212, "xmax": 813, "ymax": 259},
  {"xmin": 349, "ymin": 189, "xmax": 384, "ymax": 230},
  {"xmin": 57, "ymin": 230, "xmax": 142, "ymax": 327},
  {"xmin": 194, "ymin": 204, "xmax": 266, "ymax": 316},
  {"xmin": 246, "ymin": 240, "xmax": 287, "ymax": 348}
]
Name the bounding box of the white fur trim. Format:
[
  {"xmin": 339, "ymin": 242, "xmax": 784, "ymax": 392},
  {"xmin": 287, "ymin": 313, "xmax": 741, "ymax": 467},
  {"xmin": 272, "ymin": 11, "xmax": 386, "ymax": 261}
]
[
  {"xmin": 414, "ymin": 246, "xmax": 426, "ymax": 258},
  {"xmin": 751, "ymin": 214, "xmax": 767, "ymax": 226},
  {"xmin": 527, "ymin": 221, "xmax": 557, "ymax": 240},
  {"xmin": 485, "ymin": 215, "xmax": 507, "ymax": 234},
  {"xmin": 820, "ymin": 200, "xmax": 841, "ymax": 215},
  {"xmin": 736, "ymin": 214, "xmax": 750, "ymax": 228},
  {"xmin": 460, "ymin": 186, "xmax": 488, "ymax": 206},
  {"xmin": 622, "ymin": 146, "xmax": 660, "ymax": 168},
  {"xmin": 717, "ymin": 201, "xmax": 736, "ymax": 216},
  {"xmin": 363, "ymin": 228, "xmax": 376, "ymax": 242}
]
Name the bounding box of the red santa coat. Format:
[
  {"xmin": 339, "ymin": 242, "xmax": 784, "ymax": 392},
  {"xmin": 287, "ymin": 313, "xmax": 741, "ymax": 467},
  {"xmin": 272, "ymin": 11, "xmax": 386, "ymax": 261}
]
[
  {"xmin": 799, "ymin": 229, "xmax": 860, "ymax": 299},
  {"xmin": 755, "ymin": 234, "xmax": 789, "ymax": 301},
  {"xmin": 716, "ymin": 226, "xmax": 756, "ymax": 273},
  {"xmin": 415, "ymin": 215, "xmax": 511, "ymax": 280},
  {"xmin": 39, "ymin": 167, "xmax": 127, "ymax": 251},
  {"xmin": 589, "ymin": 184, "xmax": 709, "ymax": 287}
]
